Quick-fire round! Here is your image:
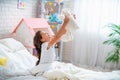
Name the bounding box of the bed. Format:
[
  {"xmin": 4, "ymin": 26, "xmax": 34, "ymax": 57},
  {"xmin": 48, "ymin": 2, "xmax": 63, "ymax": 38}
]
[
  {"xmin": 0, "ymin": 38, "xmax": 120, "ymax": 80},
  {"xmin": 0, "ymin": 38, "xmax": 47, "ymax": 80}
]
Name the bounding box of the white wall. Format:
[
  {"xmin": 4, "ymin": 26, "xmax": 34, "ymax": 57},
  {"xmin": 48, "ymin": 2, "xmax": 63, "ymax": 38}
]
[
  {"xmin": 0, "ymin": 0, "xmax": 37, "ymax": 38},
  {"xmin": 0, "ymin": 0, "xmax": 72, "ymax": 62}
]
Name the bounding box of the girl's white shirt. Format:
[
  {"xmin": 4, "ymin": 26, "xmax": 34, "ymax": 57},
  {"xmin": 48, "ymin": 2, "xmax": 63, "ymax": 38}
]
[
  {"xmin": 40, "ymin": 42, "xmax": 56, "ymax": 64},
  {"xmin": 30, "ymin": 42, "xmax": 56, "ymax": 75}
]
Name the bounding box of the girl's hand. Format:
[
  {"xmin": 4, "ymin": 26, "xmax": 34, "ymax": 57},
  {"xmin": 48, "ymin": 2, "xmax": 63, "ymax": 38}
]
[
  {"xmin": 64, "ymin": 15, "xmax": 69, "ymax": 24},
  {"xmin": 47, "ymin": 43, "xmax": 51, "ymax": 50},
  {"xmin": 47, "ymin": 45, "xmax": 50, "ymax": 50}
]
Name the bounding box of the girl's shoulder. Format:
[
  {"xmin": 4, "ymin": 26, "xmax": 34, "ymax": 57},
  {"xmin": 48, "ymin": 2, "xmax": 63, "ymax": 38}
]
[
  {"xmin": 42, "ymin": 42, "xmax": 48, "ymax": 48},
  {"xmin": 42, "ymin": 42, "xmax": 54, "ymax": 50}
]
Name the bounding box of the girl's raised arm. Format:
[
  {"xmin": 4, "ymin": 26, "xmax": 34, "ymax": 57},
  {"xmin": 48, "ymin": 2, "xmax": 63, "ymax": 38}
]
[{"xmin": 47, "ymin": 16, "xmax": 69, "ymax": 49}]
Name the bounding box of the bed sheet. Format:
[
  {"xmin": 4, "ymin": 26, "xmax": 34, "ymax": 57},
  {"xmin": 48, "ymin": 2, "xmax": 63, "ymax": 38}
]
[
  {"xmin": 0, "ymin": 65, "xmax": 47, "ymax": 80},
  {"xmin": 5, "ymin": 75, "xmax": 47, "ymax": 80}
]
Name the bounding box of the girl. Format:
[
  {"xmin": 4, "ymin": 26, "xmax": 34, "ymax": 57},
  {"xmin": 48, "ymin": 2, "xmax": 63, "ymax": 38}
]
[{"xmin": 34, "ymin": 16, "xmax": 69, "ymax": 65}]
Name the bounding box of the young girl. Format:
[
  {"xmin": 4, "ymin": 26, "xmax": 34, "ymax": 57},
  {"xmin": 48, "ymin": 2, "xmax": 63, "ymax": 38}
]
[{"xmin": 34, "ymin": 16, "xmax": 69, "ymax": 65}]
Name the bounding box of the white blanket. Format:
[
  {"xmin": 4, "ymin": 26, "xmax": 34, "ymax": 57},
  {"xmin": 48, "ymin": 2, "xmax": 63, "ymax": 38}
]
[
  {"xmin": 42, "ymin": 62, "xmax": 120, "ymax": 80},
  {"xmin": 7, "ymin": 61, "xmax": 120, "ymax": 80},
  {"xmin": 0, "ymin": 38, "xmax": 38, "ymax": 80}
]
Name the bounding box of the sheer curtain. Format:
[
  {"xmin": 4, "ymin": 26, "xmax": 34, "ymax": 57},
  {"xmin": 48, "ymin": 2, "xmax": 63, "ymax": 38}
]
[{"xmin": 72, "ymin": 0, "xmax": 120, "ymax": 70}]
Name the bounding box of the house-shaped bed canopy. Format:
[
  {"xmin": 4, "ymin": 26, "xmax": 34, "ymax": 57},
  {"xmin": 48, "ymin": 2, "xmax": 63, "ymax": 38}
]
[{"xmin": 12, "ymin": 18, "xmax": 54, "ymax": 54}]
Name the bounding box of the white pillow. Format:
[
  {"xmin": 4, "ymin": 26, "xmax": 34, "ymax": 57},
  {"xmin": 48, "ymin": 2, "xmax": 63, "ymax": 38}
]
[
  {"xmin": 0, "ymin": 66, "xmax": 13, "ymax": 80},
  {"xmin": 0, "ymin": 38, "xmax": 26, "ymax": 52},
  {"xmin": 0, "ymin": 46, "xmax": 37, "ymax": 73},
  {"xmin": 15, "ymin": 50, "xmax": 38, "ymax": 69},
  {"xmin": 0, "ymin": 43, "xmax": 11, "ymax": 52},
  {"xmin": 0, "ymin": 49, "xmax": 25, "ymax": 72}
]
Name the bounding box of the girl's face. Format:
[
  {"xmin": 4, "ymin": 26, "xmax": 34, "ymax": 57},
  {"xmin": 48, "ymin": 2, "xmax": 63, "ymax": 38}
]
[{"xmin": 40, "ymin": 31, "xmax": 51, "ymax": 42}]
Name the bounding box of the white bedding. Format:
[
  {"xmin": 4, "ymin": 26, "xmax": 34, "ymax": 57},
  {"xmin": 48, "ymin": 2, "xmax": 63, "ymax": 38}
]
[
  {"xmin": 0, "ymin": 38, "xmax": 38, "ymax": 80},
  {"xmin": 6, "ymin": 61, "xmax": 120, "ymax": 80},
  {"xmin": 6, "ymin": 76, "xmax": 47, "ymax": 80},
  {"xmin": 0, "ymin": 38, "xmax": 120, "ymax": 80},
  {"xmin": 42, "ymin": 62, "xmax": 120, "ymax": 80}
]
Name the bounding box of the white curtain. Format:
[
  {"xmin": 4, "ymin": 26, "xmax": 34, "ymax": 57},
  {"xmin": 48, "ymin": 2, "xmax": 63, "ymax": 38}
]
[{"xmin": 72, "ymin": 0, "xmax": 120, "ymax": 70}]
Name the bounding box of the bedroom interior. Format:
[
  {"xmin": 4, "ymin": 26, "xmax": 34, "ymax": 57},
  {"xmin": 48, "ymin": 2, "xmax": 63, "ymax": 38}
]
[{"xmin": 0, "ymin": 0, "xmax": 120, "ymax": 80}]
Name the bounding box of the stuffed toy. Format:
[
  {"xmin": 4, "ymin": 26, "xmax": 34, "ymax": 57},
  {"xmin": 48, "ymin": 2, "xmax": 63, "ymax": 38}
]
[{"xmin": 60, "ymin": 8, "xmax": 80, "ymax": 42}]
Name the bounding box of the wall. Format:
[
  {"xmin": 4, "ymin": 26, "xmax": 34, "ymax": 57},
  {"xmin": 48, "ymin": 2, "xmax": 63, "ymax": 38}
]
[
  {"xmin": 0, "ymin": 0, "xmax": 37, "ymax": 38},
  {"xmin": 0, "ymin": 0, "xmax": 72, "ymax": 62}
]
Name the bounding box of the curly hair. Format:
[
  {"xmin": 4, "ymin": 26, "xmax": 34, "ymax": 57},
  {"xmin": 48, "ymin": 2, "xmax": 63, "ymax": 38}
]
[{"xmin": 33, "ymin": 31, "xmax": 43, "ymax": 65}]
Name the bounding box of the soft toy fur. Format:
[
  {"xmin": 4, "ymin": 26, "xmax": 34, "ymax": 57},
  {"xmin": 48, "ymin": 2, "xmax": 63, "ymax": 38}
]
[
  {"xmin": 60, "ymin": 8, "xmax": 79, "ymax": 42},
  {"xmin": 43, "ymin": 69, "xmax": 79, "ymax": 80}
]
